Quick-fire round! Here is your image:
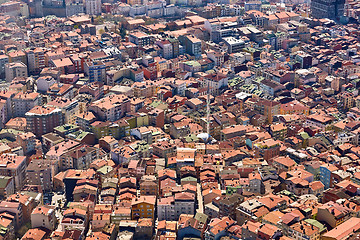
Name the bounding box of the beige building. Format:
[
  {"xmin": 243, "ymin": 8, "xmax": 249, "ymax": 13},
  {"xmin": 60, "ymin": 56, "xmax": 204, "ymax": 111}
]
[
  {"xmin": 341, "ymin": 92, "xmax": 354, "ymax": 110},
  {"xmin": 322, "ymin": 217, "xmax": 360, "ymax": 240},
  {"xmin": 289, "ymin": 221, "xmax": 320, "ymax": 240},
  {"xmin": 47, "ymin": 98, "xmax": 81, "ymax": 124},
  {"xmin": 26, "ymin": 159, "xmax": 53, "ymax": 191},
  {"xmin": 0, "ymin": 154, "xmax": 26, "ymax": 190},
  {"xmin": 132, "ymin": 81, "xmax": 157, "ymax": 98},
  {"xmin": 317, "ymin": 202, "xmax": 351, "ymax": 229},
  {"xmin": 26, "ymin": 48, "xmax": 45, "ymax": 74},
  {"xmin": 31, "ymin": 205, "xmax": 57, "ymax": 231},
  {"xmin": 140, "ymin": 176, "xmax": 158, "ymax": 196},
  {"xmin": 5, "ymin": 62, "xmax": 27, "ymax": 82}
]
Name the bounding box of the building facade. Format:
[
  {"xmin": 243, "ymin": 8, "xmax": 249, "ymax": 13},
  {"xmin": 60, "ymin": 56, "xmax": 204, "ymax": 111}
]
[
  {"xmin": 311, "ymin": 0, "xmax": 345, "ymax": 19},
  {"xmin": 25, "ymin": 106, "xmax": 64, "ymax": 137}
]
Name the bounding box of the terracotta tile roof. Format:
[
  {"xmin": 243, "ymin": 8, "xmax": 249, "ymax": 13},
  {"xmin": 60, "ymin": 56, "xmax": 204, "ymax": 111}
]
[{"xmin": 323, "ymin": 217, "xmax": 360, "ymax": 240}]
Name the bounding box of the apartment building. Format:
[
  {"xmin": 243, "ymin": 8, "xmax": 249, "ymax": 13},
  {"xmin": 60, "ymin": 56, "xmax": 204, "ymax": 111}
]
[
  {"xmin": 0, "ymin": 154, "xmax": 26, "ymax": 190},
  {"xmin": 26, "ymin": 159, "xmax": 53, "ymax": 191},
  {"xmin": 88, "ymin": 94, "xmax": 131, "ymax": 122},
  {"xmin": 12, "ymin": 92, "xmax": 40, "ymax": 118},
  {"xmin": 26, "ymin": 48, "xmax": 45, "ymax": 74},
  {"xmin": 16, "ymin": 132, "xmax": 36, "ymax": 155},
  {"xmin": 60, "ymin": 144, "xmax": 100, "ymax": 170},
  {"xmin": 131, "ymin": 196, "xmax": 156, "ymax": 219},
  {"xmin": 5, "ymin": 62, "xmax": 27, "ymax": 82},
  {"xmin": 84, "ymin": 61, "xmax": 106, "ymax": 83},
  {"xmin": 0, "ymin": 201, "xmax": 23, "ymax": 228},
  {"xmin": 85, "ymin": 0, "xmax": 101, "ymax": 15},
  {"xmin": 47, "ymin": 98, "xmax": 81, "ymax": 125},
  {"xmin": 31, "ymin": 205, "xmax": 56, "ymax": 231},
  {"xmin": 0, "ymin": 54, "xmax": 9, "ymax": 79},
  {"xmin": 157, "ymin": 192, "xmax": 195, "ymax": 221},
  {"xmin": 140, "ymin": 175, "xmax": 158, "ymax": 196},
  {"xmin": 129, "ymin": 31, "xmax": 151, "ymax": 47},
  {"xmin": 25, "ymin": 106, "xmax": 64, "ymax": 137}
]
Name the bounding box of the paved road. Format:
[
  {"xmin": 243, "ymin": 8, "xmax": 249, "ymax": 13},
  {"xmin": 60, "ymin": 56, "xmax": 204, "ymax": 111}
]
[
  {"xmin": 52, "ymin": 193, "xmax": 65, "ymax": 206},
  {"xmin": 52, "ymin": 193, "xmax": 65, "ymax": 231}
]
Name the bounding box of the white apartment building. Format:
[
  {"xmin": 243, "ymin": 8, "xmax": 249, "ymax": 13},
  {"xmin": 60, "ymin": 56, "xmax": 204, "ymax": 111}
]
[
  {"xmin": 85, "ymin": 0, "xmax": 101, "ymax": 15},
  {"xmin": 157, "ymin": 192, "xmax": 195, "ymax": 221},
  {"xmin": 12, "ymin": 92, "xmax": 40, "ymax": 117}
]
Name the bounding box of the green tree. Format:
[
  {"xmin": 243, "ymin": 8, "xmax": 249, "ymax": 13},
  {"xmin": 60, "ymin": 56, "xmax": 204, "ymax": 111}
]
[
  {"xmin": 119, "ymin": 26, "xmax": 126, "ymax": 39},
  {"xmin": 98, "ymin": 28, "xmax": 105, "ymax": 34},
  {"xmin": 95, "ymin": 16, "xmax": 104, "ymax": 24}
]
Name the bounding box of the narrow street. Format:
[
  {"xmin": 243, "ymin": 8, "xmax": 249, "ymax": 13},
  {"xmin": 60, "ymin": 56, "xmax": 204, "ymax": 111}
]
[{"xmin": 196, "ymin": 183, "xmax": 203, "ymax": 213}]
